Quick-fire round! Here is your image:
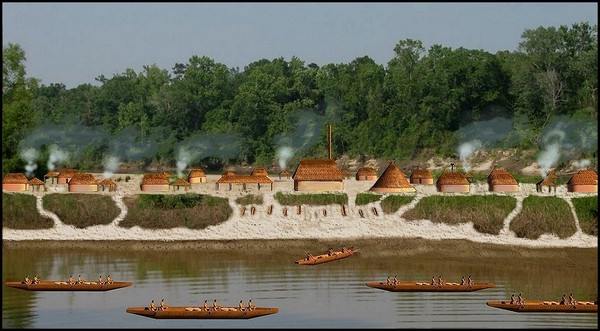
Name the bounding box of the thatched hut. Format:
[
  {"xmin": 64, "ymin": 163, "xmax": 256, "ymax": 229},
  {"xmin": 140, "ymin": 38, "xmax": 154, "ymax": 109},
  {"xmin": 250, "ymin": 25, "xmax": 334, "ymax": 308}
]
[
  {"xmin": 356, "ymin": 167, "xmax": 378, "ymax": 181},
  {"xmin": 279, "ymin": 169, "xmax": 291, "ymax": 180},
  {"xmin": 436, "ymin": 165, "xmax": 470, "ymax": 193},
  {"xmin": 57, "ymin": 169, "xmax": 78, "ymax": 184},
  {"xmin": 410, "ymin": 166, "xmax": 434, "ymax": 185},
  {"xmin": 188, "ymin": 168, "xmax": 207, "ymax": 184},
  {"xmin": 292, "ymin": 159, "xmax": 344, "ymax": 192},
  {"xmin": 140, "ymin": 173, "xmax": 170, "ymax": 192},
  {"xmin": 98, "ymin": 178, "xmax": 117, "ymax": 192},
  {"xmin": 251, "ymin": 167, "xmax": 269, "ymax": 177},
  {"xmin": 68, "ymin": 173, "xmax": 99, "ymax": 192},
  {"xmin": 369, "ymin": 162, "xmax": 415, "ymax": 193},
  {"xmin": 487, "ymin": 167, "xmax": 519, "ymax": 192},
  {"xmin": 567, "ymin": 169, "xmax": 597, "ymax": 193},
  {"xmin": 29, "ymin": 177, "xmax": 46, "ymax": 192},
  {"xmin": 2, "ymin": 173, "xmax": 29, "ymax": 192},
  {"xmin": 44, "ymin": 171, "xmax": 60, "ymax": 184},
  {"xmin": 215, "ymin": 174, "xmax": 273, "ymax": 191},
  {"xmin": 171, "ymin": 178, "xmax": 191, "ymax": 191},
  {"xmin": 536, "ymin": 170, "xmax": 558, "ymax": 193}
]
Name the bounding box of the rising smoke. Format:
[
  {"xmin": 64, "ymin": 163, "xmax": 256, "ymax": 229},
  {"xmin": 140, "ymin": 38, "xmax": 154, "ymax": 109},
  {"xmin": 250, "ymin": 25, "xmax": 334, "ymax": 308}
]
[
  {"xmin": 20, "ymin": 148, "xmax": 39, "ymax": 177},
  {"xmin": 175, "ymin": 133, "xmax": 243, "ymax": 177},
  {"xmin": 455, "ymin": 116, "xmax": 514, "ymax": 172},
  {"xmin": 47, "ymin": 144, "xmax": 70, "ymax": 171},
  {"xmin": 273, "ymin": 109, "xmax": 327, "ymax": 170}
]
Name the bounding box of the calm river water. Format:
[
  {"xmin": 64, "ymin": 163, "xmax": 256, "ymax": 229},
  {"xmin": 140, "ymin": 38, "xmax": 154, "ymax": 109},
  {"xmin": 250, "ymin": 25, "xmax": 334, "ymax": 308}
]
[{"xmin": 2, "ymin": 239, "xmax": 598, "ymax": 328}]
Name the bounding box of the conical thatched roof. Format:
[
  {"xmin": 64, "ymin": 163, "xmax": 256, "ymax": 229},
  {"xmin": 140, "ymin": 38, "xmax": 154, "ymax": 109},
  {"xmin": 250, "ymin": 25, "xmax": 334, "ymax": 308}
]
[
  {"xmin": 568, "ymin": 169, "xmax": 598, "ymax": 185},
  {"xmin": 57, "ymin": 169, "xmax": 78, "ymax": 179},
  {"xmin": 171, "ymin": 178, "xmax": 191, "ymax": 186},
  {"xmin": 537, "ymin": 169, "xmax": 558, "ymax": 186},
  {"xmin": 98, "ymin": 178, "xmax": 117, "ymax": 186},
  {"xmin": 410, "ymin": 167, "xmax": 433, "ymax": 180},
  {"xmin": 3, "ymin": 173, "xmax": 29, "ymax": 184},
  {"xmin": 29, "ymin": 177, "xmax": 45, "ymax": 185},
  {"xmin": 370, "ymin": 162, "xmax": 414, "ymax": 190},
  {"xmin": 188, "ymin": 168, "xmax": 206, "ymax": 178},
  {"xmin": 488, "ymin": 167, "xmax": 518, "ymax": 185},
  {"xmin": 251, "ymin": 167, "xmax": 269, "ymax": 177}
]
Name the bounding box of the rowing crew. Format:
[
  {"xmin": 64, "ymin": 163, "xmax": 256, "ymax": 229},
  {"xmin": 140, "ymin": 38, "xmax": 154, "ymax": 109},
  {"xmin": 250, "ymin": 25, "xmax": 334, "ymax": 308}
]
[
  {"xmin": 66, "ymin": 274, "xmax": 113, "ymax": 285},
  {"xmin": 148, "ymin": 299, "xmax": 257, "ymax": 312},
  {"xmin": 22, "ymin": 275, "xmax": 40, "ymax": 285},
  {"xmin": 509, "ymin": 293, "xmax": 525, "ymax": 305},
  {"xmin": 304, "ymin": 247, "xmax": 351, "ymax": 261},
  {"xmin": 431, "ymin": 275, "xmax": 473, "ymax": 287}
]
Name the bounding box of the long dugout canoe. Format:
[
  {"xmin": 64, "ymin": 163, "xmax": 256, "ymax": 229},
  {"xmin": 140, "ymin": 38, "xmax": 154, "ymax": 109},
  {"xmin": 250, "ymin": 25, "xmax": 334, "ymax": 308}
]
[
  {"xmin": 126, "ymin": 306, "xmax": 279, "ymax": 319},
  {"xmin": 366, "ymin": 281, "xmax": 495, "ymax": 292},
  {"xmin": 487, "ymin": 300, "xmax": 597, "ymax": 313},
  {"xmin": 5, "ymin": 280, "xmax": 132, "ymax": 292},
  {"xmin": 295, "ymin": 249, "xmax": 356, "ymax": 265}
]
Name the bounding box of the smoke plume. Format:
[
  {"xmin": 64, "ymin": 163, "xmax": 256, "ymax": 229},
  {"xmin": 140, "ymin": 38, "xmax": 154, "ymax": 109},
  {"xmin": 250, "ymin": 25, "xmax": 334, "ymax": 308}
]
[
  {"xmin": 572, "ymin": 159, "xmax": 591, "ymax": 170},
  {"xmin": 276, "ymin": 146, "xmax": 294, "ymax": 170},
  {"xmin": 47, "ymin": 144, "xmax": 70, "ymax": 171},
  {"xmin": 458, "ymin": 140, "xmax": 482, "ymax": 172},
  {"xmin": 175, "ymin": 133, "xmax": 243, "ymax": 176},
  {"xmin": 455, "ymin": 116, "xmax": 513, "ymax": 172},
  {"xmin": 273, "ymin": 110, "xmax": 326, "ymax": 169},
  {"xmin": 102, "ymin": 155, "xmax": 120, "ymax": 178},
  {"xmin": 20, "ymin": 147, "xmax": 39, "ymax": 176}
]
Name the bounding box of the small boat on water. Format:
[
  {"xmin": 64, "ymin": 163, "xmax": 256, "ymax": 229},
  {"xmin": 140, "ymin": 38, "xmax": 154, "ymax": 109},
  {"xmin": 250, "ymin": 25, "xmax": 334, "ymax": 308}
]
[
  {"xmin": 366, "ymin": 281, "xmax": 495, "ymax": 292},
  {"xmin": 126, "ymin": 306, "xmax": 279, "ymax": 319},
  {"xmin": 5, "ymin": 280, "xmax": 132, "ymax": 292},
  {"xmin": 295, "ymin": 247, "xmax": 357, "ymax": 265},
  {"xmin": 486, "ymin": 300, "xmax": 598, "ymax": 313}
]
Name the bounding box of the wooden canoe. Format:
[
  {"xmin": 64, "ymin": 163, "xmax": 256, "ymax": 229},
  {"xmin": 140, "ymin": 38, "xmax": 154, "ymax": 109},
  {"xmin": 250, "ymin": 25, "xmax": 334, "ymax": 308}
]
[
  {"xmin": 358, "ymin": 209, "xmax": 364, "ymax": 218},
  {"xmin": 366, "ymin": 281, "xmax": 495, "ymax": 292},
  {"xmin": 5, "ymin": 280, "xmax": 132, "ymax": 291},
  {"xmin": 486, "ymin": 300, "xmax": 598, "ymax": 313},
  {"xmin": 126, "ymin": 306, "xmax": 279, "ymax": 319},
  {"xmin": 295, "ymin": 248, "xmax": 356, "ymax": 265}
]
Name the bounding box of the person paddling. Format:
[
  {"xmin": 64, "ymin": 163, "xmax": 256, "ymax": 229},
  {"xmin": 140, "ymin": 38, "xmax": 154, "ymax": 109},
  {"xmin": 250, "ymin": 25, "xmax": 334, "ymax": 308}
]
[
  {"xmin": 460, "ymin": 276, "xmax": 465, "ymax": 286},
  {"xmin": 33, "ymin": 275, "xmax": 39, "ymax": 285},
  {"xmin": 98, "ymin": 274, "xmax": 104, "ymax": 285},
  {"xmin": 431, "ymin": 276, "xmax": 436, "ymax": 286},
  {"xmin": 239, "ymin": 300, "xmax": 244, "ymax": 311},
  {"xmin": 106, "ymin": 274, "xmax": 113, "ymax": 284},
  {"xmin": 437, "ymin": 275, "xmax": 444, "ymax": 287},
  {"xmin": 393, "ymin": 275, "xmax": 398, "ymax": 285},
  {"xmin": 560, "ymin": 294, "xmax": 567, "ymax": 305},
  {"xmin": 510, "ymin": 294, "xmax": 516, "ymax": 305},
  {"xmin": 467, "ymin": 275, "xmax": 473, "ymax": 287},
  {"xmin": 149, "ymin": 300, "xmax": 157, "ymax": 311},
  {"xmin": 77, "ymin": 274, "xmax": 83, "ymax": 285},
  {"xmin": 569, "ymin": 293, "xmax": 576, "ymax": 306},
  {"xmin": 203, "ymin": 299, "xmax": 208, "ymax": 311},
  {"xmin": 68, "ymin": 274, "xmax": 75, "ymax": 285},
  {"xmin": 248, "ymin": 299, "xmax": 254, "ymax": 311},
  {"xmin": 213, "ymin": 299, "xmax": 220, "ymax": 311},
  {"xmin": 517, "ymin": 293, "xmax": 524, "ymax": 306},
  {"xmin": 160, "ymin": 298, "xmax": 168, "ymax": 311},
  {"xmin": 23, "ymin": 275, "xmax": 31, "ymax": 285}
]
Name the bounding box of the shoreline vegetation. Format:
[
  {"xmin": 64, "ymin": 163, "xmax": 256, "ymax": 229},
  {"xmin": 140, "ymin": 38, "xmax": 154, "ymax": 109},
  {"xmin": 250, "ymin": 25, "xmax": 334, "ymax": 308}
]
[
  {"xmin": 380, "ymin": 195, "xmax": 415, "ymax": 214},
  {"xmin": 2, "ymin": 193, "xmax": 53, "ymax": 229},
  {"xmin": 274, "ymin": 192, "xmax": 348, "ymax": 205},
  {"xmin": 403, "ymin": 195, "xmax": 516, "ymax": 235},
  {"xmin": 510, "ymin": 196, "xmax": 577, "ymax": 239},
  {"xmin": 119, "ymin": 194, "xmax": 232, "ymax": 229},
  {"xmin": 235, "ymin": 194, "xmax": 264, "ymax": 205},
  {"xmin": 43, "ymin": 193, "xmax": 120, "ymax": 228},
  {"xmin": 572, "ymin": 196, "xmax": 598, "ymax": 236},
  {"xmin": 355, "ymin": 193, "xmax": 382, "ymax": 206}
]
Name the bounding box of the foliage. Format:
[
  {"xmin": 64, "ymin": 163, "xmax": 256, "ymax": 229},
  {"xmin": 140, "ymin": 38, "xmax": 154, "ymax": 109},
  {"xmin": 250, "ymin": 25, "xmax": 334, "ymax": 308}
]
[
  {"xmin": 572, "ymin": 196, "xmax": 598, "ymax": 236},
  {"xmin": 402, "ymin": 195, "xmax": 516, "ymax": 234},
  {"xmin": 235, "ymin": 194, "xmax": 264, "ymax": 205},
  {"xmin": 355, "ymin": 193, "xmax": 382, "ymax": 205},
  {"xmin": 274, "ymin": 192, "xmax": 348, "ymax": 205},
  {"xmin": 2, "ymin": 193, "xmax": 54, "ymax": 229},
  {"xmin": 510, "ymin": 196, "xmax": 576, "ymax": 239},
  {"xmin": 380, "ymin": 195, "xmax": 415, "ymax": 214},
  {"xmin": 43, "ymin": 193, "xmax": 120, "ymax": 228}
]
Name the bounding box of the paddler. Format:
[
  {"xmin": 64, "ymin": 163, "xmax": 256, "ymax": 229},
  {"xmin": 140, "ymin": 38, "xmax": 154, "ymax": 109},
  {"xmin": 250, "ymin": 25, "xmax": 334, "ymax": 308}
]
[
  {"xmin": 560, "ymin": 294, "xmax": 567, "ymax": 305},
  {"xmin": 160, "ymin": 298, "xmax": 168, "ymax": 311},
  {"xmin": 510, "ymin": 294, "xmax": 516, "ymax": 305},
  {"xmin": 248, "ymin": 299, "xmax": 254, "ymax": 311},
  {"xmin": 437, "ymin": 275, "xmax": 443, "ymax": 287},
  {"xmin": 203, "ymin": 300, "xmax": 208, "ymax": 311},
  {"xmin": 213, "ymin": 299, "xmax": 220, "ymax": 311},
  {"xmin": 33, "ymin": 275, "xmax": 39, "ymax": 284},
  {"xmin": 431, "ymin": 276, "xmax": 436, "ymax": 286},
  {"xmin": 460, "ymin": 276, "xmax": 465, "ymax": 286},
  {"xmin": 68, "ymin": 274, "xmax": 75, "ymax": 285},
  {"xmin": 393, "ymin": 275, "xmax": 398, "ymax": 285},
  {"xmin": 569, "ymin": 293, "xmax": 576, "ymax": 306},
  {"xmin": 467, "ymin": 275, "xmax": 473, "ymax": 287},
  {"xmin": 517, "ymin": 293, "xmax": 524, "ymax": 306},
  {"xmin": 76, "ymin": 274, "xmax": 83, "ymax": 284},
  {"xmin": 106, "ymin": 274, "xmax": 112, "ymax": 284},
  {"xmin": 328, "ymin": 248, "xmax": 333, "ymax": 256},
  {"xmin": 149, "ymin": 300, "xmax": 157, "ymax": 311},
  {"xmin": 98, "ymin": 274, "xmax": 104, "ymax": 285},
  {"xmin": 386, "ymin": 276, "xmax": 391, "ymax": 285},
  {"xmin": 23, "ymin": 275, "xmax": 31, "ymax": 285},
  {"xmin": 239, "ymin": 300, "xmax": 244, "ymax": 311}
]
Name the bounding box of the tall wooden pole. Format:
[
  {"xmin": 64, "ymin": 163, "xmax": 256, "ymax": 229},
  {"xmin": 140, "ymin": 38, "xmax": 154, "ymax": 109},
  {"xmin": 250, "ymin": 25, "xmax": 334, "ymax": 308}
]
[{"xmin": 328, "ymin": 124, "xmax": 332, "ymax": 160}]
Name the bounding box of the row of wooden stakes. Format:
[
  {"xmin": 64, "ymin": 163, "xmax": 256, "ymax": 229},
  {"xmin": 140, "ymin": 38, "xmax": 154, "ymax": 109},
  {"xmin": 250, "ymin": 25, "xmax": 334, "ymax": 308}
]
[{"xmin": 239, "ymin": 205, "xmax": 380, "ymax": 217}]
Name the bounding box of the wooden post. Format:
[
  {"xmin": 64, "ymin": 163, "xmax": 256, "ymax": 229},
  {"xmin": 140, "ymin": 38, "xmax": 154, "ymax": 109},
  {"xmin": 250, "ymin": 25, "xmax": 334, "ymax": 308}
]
[{"xmin": 328, "ymin": 124, "xmax": 332, "ymax": 160}]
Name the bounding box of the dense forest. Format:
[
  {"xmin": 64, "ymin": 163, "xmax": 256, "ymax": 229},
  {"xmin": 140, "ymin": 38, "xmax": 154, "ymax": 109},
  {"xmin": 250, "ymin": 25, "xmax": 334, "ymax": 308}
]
[{"xmin": 2, "ymin": 22, "xmax": 597, "ymax": 176}]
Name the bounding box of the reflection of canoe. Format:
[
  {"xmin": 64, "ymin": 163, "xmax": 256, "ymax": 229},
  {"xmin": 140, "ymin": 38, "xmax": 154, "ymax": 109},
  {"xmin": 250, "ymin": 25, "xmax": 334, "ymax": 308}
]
[
  {"xmin": 486, "ymin": 300, "xmax": 598, "ymax": 313},
  {"xmin": 366, "ymin": 281, "xmax": 495, "ymax": 292},
  {"xmin": 5, "ymin": 281, "xmax": 132, "ymax": 291},
  {"xmin": 295, "ymin": 248, "xmax": 356, "ymax": 265},
  {"xmin": 126, "ymin": 306, "xmax": 279, "ymax": 319}
]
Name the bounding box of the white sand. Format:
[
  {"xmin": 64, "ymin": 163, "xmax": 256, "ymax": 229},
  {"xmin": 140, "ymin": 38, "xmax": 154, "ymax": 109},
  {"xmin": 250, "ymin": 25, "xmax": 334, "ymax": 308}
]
[{"xmin": 3, "ymin": 175, "xmax": 597, "ymax": 248}]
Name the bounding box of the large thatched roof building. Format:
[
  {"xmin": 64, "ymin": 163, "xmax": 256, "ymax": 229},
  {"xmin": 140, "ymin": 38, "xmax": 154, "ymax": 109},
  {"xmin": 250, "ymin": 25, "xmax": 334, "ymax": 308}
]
[
  {"xmin": 356, "ymin": 167, "xmax": 378, "ymax": 181},
  {"xmin": 436, "ymin": 166, "xmax": 470, "ymax": 193},
  {"xmin": 188, "ymin": 168, "xmax": 207, "ymax": 184},
  {"xmin": 216, "ymin": 173, "xmax": 273, "ymax": 191},
  {"xmin": 3, "ymin": 173, "xmax": 29, "ymax": 192},
  {"xmin": 141, "ymin": 172, "xmax": 170, "ymax": 192},
  {"xmin": 410, "ymin": 166, "xmax": 434, "ymax": 185},
  {"xmin": 68, "ymin": 173, "xmax": 99, "ymax": 192},
  {"xmin": 292, "ymin": 159, "xmax": 344, "ymax": 192},
  {"xmin": 370, "ymin": 162, "xmax": 415, "ymax": 193},
  {"xmin": 536, "ymin": 170, "xmax": 558, "ymax": 193},
  {"xmin": 57, "ymin": 169, "xmax": 78, "ymax": 184},
  {"xmin": 487, "ymin": 167, "xmax": 519, "ymax": 192},
  {"xmin": 567, "ymin": 169, "xmax": 597, "ymax": 193}
]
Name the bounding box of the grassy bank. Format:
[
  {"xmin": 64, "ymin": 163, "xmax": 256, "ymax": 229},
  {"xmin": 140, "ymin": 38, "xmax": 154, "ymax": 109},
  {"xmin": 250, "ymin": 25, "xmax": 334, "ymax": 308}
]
[
  {"xmin": 380, "ymin": 195, "xmax": 415, "ymax": 214},
  {"xmin": 120, "ymin": 194, "xmax": 232, "ymax": 229},
  {"xmin": 403, "ymin": 195, "xmax": 516, "ymax": 235},
  {"xmin": 2, "ymin": 193, "xmax": 54, "ymax": 229},
  {"xmin": 510, "ymin": 196, "xmax": 576, "ymax": 239},
  {"xmin": 572, "ymin": 196, "xmax": 598, "ymax": 236},
  {"xmin": 235, "ymin": 194, "xmax": 263, "ymax": 205},
  {"xmin": 43, "ymin": 193, "xmax": 120, "ymax": 228},
  {"xmin": 274, "ymin": 192, "xmax": 348, "ymax": 205},
  {"xmin": 355, "ymin": 193, "xmax": 381, "ymax": 206}
]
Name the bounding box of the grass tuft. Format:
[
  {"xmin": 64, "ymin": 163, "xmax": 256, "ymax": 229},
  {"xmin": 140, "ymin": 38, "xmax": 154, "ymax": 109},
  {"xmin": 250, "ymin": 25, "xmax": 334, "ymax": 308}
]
[
  {"xmin": 381, "ymin": 195, "xmax": 415, "ymax": 214},
  {"xmin": 355, "ymin": 193, "xmax": 382, "ymax": 206},
  {"xmin": 43, "ymin": 193, "xmax": 120, "ymax": 228},
  {"xmin": 572, "ymin": 196, "xmax": 597, "ymax": 236},
  {"xmin": 274, "ymin": 192, "xmax": 348, "ymax": 205},
  {"xmin": 235, "ymin": 194, "xmax": 264, "ymax": 205},
  {"xmin": 510, "ymin": 196, "xmax": 576, "ymax": 239},
  {"xmin": 3, "ymin": 193, "xmax": 54, "ymax": 229}
]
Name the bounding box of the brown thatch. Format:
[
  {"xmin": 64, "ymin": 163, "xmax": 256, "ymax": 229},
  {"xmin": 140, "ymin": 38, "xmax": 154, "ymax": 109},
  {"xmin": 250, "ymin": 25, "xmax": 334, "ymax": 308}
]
[
  {"xmin": 171, "ymin": 178, "xmax": 191, "ymax": 186},
  {"xmin": 98, "ymin": 178, "xmax": 117, "ymax": 186},
  {"xmin": 537, "ymin": 170, "xmax": 558, "ymax": 186},
  {"xmin": 279, "ymin": 169, "xmax": 291, "ymax": 178},
  {"xmin": 370, "ymin": 162, "xmax": 414, "ymax": 190},
  {"xmin": 3, "ymin": 173, "xmax": 29, "ymax": 184},
  {"xmin": 410, "ymin": 167, "xmax": 433, "ymax": 180},
  {"xmin": 216, "ymin": 175, "xmax": 273, "ymax": 184},
  {"xmin": 57, "ymin": 169, "xmax": 78, "ymax": 179},
  {"xmin": 44, "ymin": 171, "xmax": 60, "ymax": 178},
  {"xmin": 488, "ymin": 167, "xmax": 518, "ymax": 185},
  {"xmin": 356, "ymin": 167, "xmax": 378, "ymax": 178},
  {"xmin": 188, "ymin": 168, "xmax": 206, "ymax": 178},
  {"xmin": 142, "ymin": 173, "xmax": 170, "ymax": 185},
  {"xmin": 251, "ymin": 167, "xmax": 269, "ymax": 177},
  {"xmin": 437, "ymin": 170, "xmax": 469, "ymax": 185},
  {"xmin": 292, "ymin": 159, "xmax": 344, "ymax": 181},
  {"xmin": 568, "ymin": 169, "xmax": 598, "ymax": 185},
  {"xmin": 68, "ymin": 173, "xmax": 98, "ymax": 185},
  {"xmin": 29, "ymin": 177, "xmax": 45, "ymax": 185},
  {"xmin": 222, "ymin": 170, "xmax": 236, "ymax": 176}
]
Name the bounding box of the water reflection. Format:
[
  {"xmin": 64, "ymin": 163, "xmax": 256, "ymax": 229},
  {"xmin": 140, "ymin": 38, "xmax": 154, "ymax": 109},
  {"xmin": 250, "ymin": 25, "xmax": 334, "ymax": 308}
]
[{"xmin": 2, "ymin": 239, "xmax": 597, "ymax": 328}]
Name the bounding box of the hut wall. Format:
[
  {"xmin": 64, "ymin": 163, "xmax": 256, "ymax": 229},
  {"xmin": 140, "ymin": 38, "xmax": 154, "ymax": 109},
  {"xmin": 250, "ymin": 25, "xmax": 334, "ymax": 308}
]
[
  {"xmin": 189, "ymin": 177, "xmax": 207, "ymax": 184},
  {"xmin": 568, "ymin": 184, "xmax": 598, "ymax": 193},
  {"xmin": 294, "ymin": 180, "xmax": 343, "ymax": 192},
  {"xmin": 57, "ymin": 177, "xmax": 72, "ymax": 184},
  {"xmin": 2, "ymin": 183, "xmax": 28, "ymax": 192},
  {"xmin": 489, "ymin": 184, "xmax": 520, "ymax": 192},
  {"xmin": 411, "ymin": 178, "xmax": 434, "ymax": 185},
  {"xmin": 141, "ymin": 184, "xmax": 169, "ymax": 192},
  {"xmin": 69, "ymin": 184, "xmax": 98, "ymax": 192},
  {"xmin": 370, "ymin": 187, "xmax": 416, "ymax": 193},
  {"xmin": 437, "ymin": 184, "xmax": 470, "ymax": 193},
  {"xmin": 356, "ymin": 175, "xmax": 377, "ymax": 181}
]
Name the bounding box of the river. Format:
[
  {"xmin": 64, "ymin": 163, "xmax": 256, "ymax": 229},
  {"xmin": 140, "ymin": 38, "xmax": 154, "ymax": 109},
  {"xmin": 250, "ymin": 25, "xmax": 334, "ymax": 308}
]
[{"xmin": 2, "ymin": 239, "xmax": 597, "ymax": 328}]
